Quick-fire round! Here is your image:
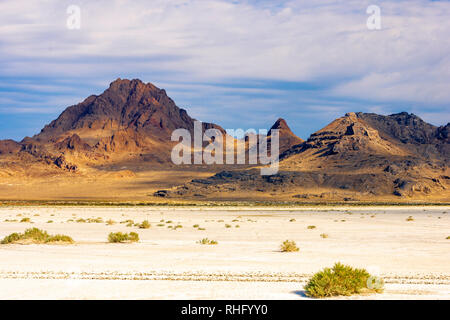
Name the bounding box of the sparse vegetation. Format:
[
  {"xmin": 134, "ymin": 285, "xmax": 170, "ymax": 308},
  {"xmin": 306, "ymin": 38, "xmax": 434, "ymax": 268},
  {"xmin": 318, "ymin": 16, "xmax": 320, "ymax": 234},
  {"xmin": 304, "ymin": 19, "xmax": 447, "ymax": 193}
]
[
  {"xmin": 304, "ymin": 262, "xmax": 384, "ymax": 298},
  {"xmin": 197, "ymin": 238, "xmax": 218, "ymax": 245},
  {"xmin": 280, "ymin": 240, "xmax": 299, "ymax": 252},
  {"xmin": 108, "ymin": 232, "xmax": 139, "ymax": 243},
  {"xmin": 1, "ymin": 228, "xmax": 74, "ymax": 245}
]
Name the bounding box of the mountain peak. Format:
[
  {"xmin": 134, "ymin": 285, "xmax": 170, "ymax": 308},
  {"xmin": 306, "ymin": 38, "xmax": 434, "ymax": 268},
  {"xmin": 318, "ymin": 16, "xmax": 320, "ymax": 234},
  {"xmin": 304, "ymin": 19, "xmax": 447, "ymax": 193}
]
[{"xmin": 268, "ymin": 118, "xmax": 304, "ymax": 152}]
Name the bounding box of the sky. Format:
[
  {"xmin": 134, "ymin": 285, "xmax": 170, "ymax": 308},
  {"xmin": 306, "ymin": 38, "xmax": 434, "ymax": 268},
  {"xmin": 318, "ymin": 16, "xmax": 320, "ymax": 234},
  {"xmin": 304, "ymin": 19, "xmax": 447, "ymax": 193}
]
[{"xmin": 0, "ymin": 0, "xmax": 449, "ymax": 141}]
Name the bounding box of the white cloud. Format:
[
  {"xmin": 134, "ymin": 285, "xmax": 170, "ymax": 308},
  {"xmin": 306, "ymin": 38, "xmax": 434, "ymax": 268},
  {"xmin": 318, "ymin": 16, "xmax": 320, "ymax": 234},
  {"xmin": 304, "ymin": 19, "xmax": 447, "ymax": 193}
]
[{"xmin": 0, "ymin": 0, "xmax": 448, "ymax": 128}]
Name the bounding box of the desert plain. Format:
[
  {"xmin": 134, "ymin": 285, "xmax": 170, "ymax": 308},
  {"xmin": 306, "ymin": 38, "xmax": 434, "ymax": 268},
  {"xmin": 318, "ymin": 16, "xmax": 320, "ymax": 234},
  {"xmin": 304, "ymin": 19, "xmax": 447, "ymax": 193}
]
[{"xmin": 0, "ymin": 205, "xmax": 448, "ymax": 300}]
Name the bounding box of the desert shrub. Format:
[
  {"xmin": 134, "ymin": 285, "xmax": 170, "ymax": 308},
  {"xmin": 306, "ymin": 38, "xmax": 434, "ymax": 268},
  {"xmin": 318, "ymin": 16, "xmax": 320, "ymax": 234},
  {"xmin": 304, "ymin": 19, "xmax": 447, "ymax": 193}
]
[
  {"xmin": 304, "ymin": 262, "xmax": 384, "ymax": 298},
  {"xmin": 139, "ymin": 220, "xmax": 151, "ymax": 229},
  {"xmin": 47, "ymin": 234, "xmax": 74, "ymax": 243},
  {"xmin": 193, "ymin": 224, "xmax": 199, "ymax": 228},
  {"xmin": 76, "ymin": 218, "xmax": 86, "ymax": 223},
  {"xmin": 280, "ymin": 240, "xmax": 299, "ymax": 252},
  {"xmin": 88, "ymin": 217, "xmax": 103, "ymax": 223},
  {"xmin": 406, "ymin": 216, "xmax": 414, "ymax": 221},
  {"xmin": 232, "ymin": 219, "xmax": 239, "ymax": 222},
  {"xmin": 126, "ymin": 222, "xmax": 133, "ymax": 227},
  {"xmin": 128, "ymin": 232, "xmax": 139, "ymax": 242},
  {"xmin": 197, "ymin": 238, "xmax": 218, "ymax": 245},
  {"xmin": 108, "ymin": 232, "xmax": 139, "ymax": 243},
  {"xmin": 106, "ymin": 219, "xmax": 116, "ymax": 225},
  {"xmin": 320, "ymin": 233, "xmax": 329, "ymax": 239},
  {"xmin": 166, "ymin": 220, "xmax": 173, "ymax": 224},
  {"xmin": 174, "ymin": 224, "xmax": 183, "ymax": 230},
  {"xmin": 225, "ymin": 224, "xmax": 232, "ymax": 228},
  {"xmin": 198, "ymin": 227, "xmax": 206, "ymax": 231},
  {"xmin": 289, "ymin": 219, "xmax": 296, "ymax": 222},
  {"xmin": 47, "ymin": 220, "xmax": 53, "ymax": 223},
  {"xmin": 446, "ymin": 236, "xmax": 450, "ymax": 240},
  {"xmin": 1, "ymin": 232, "xmax": 21, "ymax": 244},
  {"xmin": 1, "ymin": 228, "xmax": 73, "ymax": 244},
  {"xmin": 20, "ymin": 218, "xmax": 31, "ymax": 223},
  {"xmin": 307, "ymin": 225, "xmax": 316, "ymax": 230},
  {"xmin": 121, "ymin": 219, "xmax": 134, "ymax": 224},
  {"xmin": 157, "ymin": 224, "xmax": 165, "ymax": 227},
  {"xmin": 235, "ymin": 225, "xmax": 240, "ymax": 228}
]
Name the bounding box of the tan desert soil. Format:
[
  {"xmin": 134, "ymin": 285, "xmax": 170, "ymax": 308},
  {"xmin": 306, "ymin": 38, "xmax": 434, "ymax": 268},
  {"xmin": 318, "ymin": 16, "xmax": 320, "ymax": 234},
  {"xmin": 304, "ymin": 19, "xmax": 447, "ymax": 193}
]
[{"xmin": 0, "ymin": 206, "xmax": 448, "ymax": 299}]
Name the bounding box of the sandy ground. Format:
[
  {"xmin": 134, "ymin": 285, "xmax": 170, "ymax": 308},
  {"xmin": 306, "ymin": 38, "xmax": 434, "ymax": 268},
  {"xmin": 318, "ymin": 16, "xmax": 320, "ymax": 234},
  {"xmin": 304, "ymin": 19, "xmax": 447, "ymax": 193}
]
[{"xmin": 0, "ymin": 206, "xmax": 449, "ymax": 300}]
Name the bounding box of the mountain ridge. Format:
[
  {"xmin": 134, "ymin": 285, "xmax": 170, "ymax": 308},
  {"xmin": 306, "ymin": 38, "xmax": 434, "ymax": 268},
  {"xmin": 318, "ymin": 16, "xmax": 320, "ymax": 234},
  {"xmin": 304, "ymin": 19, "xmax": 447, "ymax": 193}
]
[{"xmin": 0, "ymin": 78, "xmax": 448, "ymax": 202}]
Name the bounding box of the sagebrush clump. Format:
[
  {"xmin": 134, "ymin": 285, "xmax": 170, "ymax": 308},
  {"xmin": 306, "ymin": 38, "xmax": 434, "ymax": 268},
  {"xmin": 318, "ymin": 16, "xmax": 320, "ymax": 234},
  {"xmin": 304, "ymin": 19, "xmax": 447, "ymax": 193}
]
[
  {"xmin": 139, "ymin": 220, "xmax": 151, "ymax": 229},
  {"xmin": 197, "ymin": 238, "xmax": 218, "ymax": 245},
  {"xmin": 304, "ymin": 262, "xmax": 384, "ymax": 298},
  {"xmin": 280, "ymin": 240, "xmax": 299, "ymax": 252},
  {"xmin": 1, "ymin": 228, "xmax": 74, "ymax": 245},
  {"xmin": 108, "ymin": 232, "xmax": 139, "ymax": 243}
]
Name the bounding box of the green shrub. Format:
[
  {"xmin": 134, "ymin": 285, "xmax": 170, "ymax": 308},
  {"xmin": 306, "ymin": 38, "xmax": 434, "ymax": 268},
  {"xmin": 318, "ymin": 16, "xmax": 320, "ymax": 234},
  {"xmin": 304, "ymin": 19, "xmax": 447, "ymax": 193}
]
[
  {"xmin": 304, "ymin": 262, "xmax": 384, "ymax": 298},
  {"xmin": 280, "ymin": 240, "xmax": 299, "ymax": 252},
  {"xmin": 128, "ymin": 232, "xmax": 139, "ymax": 242},
  {"xmin": 197, "ymin": 238, "xmax": 218, "ymax": 245},
  {"xmin": 139, "ymin": 220, "xmax": 151, "ymax": 229},
  {"xmin": 1, "ymin": 228, "xmax": 73, "ymax": 244},
  {"xmin": 108, "ymin": 232, "xmax": 139, "ymax": 243}
]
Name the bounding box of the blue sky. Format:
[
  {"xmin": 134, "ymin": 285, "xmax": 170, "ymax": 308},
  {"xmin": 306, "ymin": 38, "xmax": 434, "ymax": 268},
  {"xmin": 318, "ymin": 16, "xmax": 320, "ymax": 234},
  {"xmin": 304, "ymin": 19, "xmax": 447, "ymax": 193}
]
[{"xmin": 0, "ymin": 0, "xmax": 449, "ymax": 141}]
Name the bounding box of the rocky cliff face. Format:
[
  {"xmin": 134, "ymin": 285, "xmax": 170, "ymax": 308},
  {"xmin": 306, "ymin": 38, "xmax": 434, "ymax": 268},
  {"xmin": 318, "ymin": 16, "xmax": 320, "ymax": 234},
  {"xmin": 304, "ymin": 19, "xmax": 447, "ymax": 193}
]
[{"xmin": 164, "ymin": 112, "xmax": 449, "ymax": 201}]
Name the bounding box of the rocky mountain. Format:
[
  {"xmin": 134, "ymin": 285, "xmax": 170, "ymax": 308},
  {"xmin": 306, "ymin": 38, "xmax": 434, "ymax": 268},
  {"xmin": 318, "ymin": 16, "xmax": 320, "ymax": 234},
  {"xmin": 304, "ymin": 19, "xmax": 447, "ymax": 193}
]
[
  {"xmin": 0, "ymin": 78, "xmax": 448, "ymax": 202},
  {"xmin": 165, "ymin": 112, "xmax": 449, "ymax": 201}
]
